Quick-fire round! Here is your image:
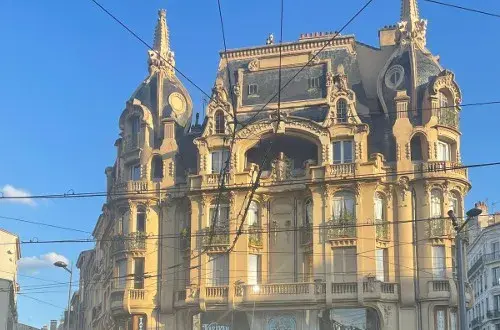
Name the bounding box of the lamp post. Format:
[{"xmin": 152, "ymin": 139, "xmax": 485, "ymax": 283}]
[
  {"xmin": 448, "ymin": 207, "xmax": 483, "ymax": 330},
  {"xmin": 54, "ymin": 261, "xmax": 73, "ymax": 330}
]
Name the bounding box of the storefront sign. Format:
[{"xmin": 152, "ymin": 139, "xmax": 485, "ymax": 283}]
[
  {"xmin": 199, "ymin": 311, "xmax": 249, "ymax": 330},
  {"xmin": 201, "ymin": 323, "xmax": 230, "ymax": 330}
]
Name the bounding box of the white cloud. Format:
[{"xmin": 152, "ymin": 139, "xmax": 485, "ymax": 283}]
[
  {"xmin": 18, "ymin": 252, "xmax": 69, "ymax": 270},
  {"xmin": 1, "ymin": 184, "xmax": 36, "ymax": 206}
]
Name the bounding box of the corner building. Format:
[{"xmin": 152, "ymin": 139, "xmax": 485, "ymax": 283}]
[{"xmin": 78, "ymin": 0, "xmax": 472, "ymax": 329}]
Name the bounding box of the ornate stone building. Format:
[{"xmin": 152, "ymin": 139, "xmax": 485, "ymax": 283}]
[{"xmin": 77, "ymin": 0, "xmax": 471, "ymax": 329}]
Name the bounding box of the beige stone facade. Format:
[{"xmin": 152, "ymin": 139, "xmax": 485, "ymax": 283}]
[
  {"xmin": 0, "ymin": 229, "xmax": 20, "ymax": 330},
  {"xmin": 76, "ymin": 0, "xmax": 472, "ymax": 329}
]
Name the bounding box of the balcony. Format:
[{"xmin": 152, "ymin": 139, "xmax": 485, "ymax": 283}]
[
  {"xmin": 413, "ymin": 161, "xmax": 468, "ymax": 180},
  {"xmin": 323, "ymin": 217, "xmax": 356, "ymax": 240},
  {"xmin": 427, "ymin": 218, "xmax": 451, "ymax": 238},
  {"xmin": 483, "ymin": 252, "xmax": 500, "ymax": 264},
  {"xmin": 375, "ymin": 221, "xmax": 390, "ymax": 241},
  {"xmin": 248, "ymin": 225, "xmax": 263, "ymax": 248},
  {"xmin": 436, "ymin": 107, "xmax": 459, "ymax": 130},
  {"xmin": 468, "ymin": 256, "xmax": 484, "ymax": 277},
  {"xmin": 362, "ymin": 281, "xmax": 399, "ymax": 301},
  {"xmin": 122, "ymin": 134, "xmax": 142, "ymax": 153},
  {"xmin": 326, "ymin": 163, "xmax": 355, "ymax": 178},
  {"xmin": 204, "ymin": 173, "xmax": 230, "ymax": 186},
  {"xmin": 111, "ymin": 232, "xmax": 147, "ymax": 255},
  {"xmin": 235, "ymin": 282, "xmax": 323, "ymax": 304},
  {"xmin": 300, "ymin": 224, "xmax": 313, "ymax": 246},
  {"xmin": 112, "ymin": 180, "xmax": 155, "ymax": 195},
  {"xmin": 487, "ymin": 310, "xmax": 500, "ymax": 319},
  {"xmin": 200, "ymin": 227, "xmax": 230, "ymax": 248},
  {"xmin": 331, "ymin": 282, "xmax": 358, "ymax": 301},
  {"xmin": 428, "ymin": 280, "xmax": 451, "ymax": 299},
  {"xmin": 205, "ymin": 286, "xmax": 228, "ymax": 304}
]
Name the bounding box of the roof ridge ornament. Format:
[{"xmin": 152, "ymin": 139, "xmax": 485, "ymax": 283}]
[
  {"xmin": 397, "ymin": 0, "xmax": 427, "ymax": 49},
  {"xmin": 148, "ymin": 9, "xmax": 175, "ymax": 80}
]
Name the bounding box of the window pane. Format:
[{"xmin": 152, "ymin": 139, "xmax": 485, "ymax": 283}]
[
  {"xmin": 432, "ymin": 246, "xmax": 446, "ymax": 279},
  {"xmin": 131, "ymin": 165, "xmax": 141, "ymax": 181},
  {"xmin": 211, "ymin": 152, "xmax": 221, "ymax": 173},
  {"xmin": 305, "ymin": 200, "xmax": 312, "ymax": 225},
  {"xmin": 374, "ymin": 196, "xmax": 384, "ymax": 221},
  {"xmin": 343, "ymin": 141, "xmax": 353, "ymax": 163},
  {"xmin": 248, "ymin": 201, "xmax": 258, "ymax": 227},
  {"xmin": 344, "ymin": 247, "xmax": 357, "ymax": 282},
  {"xmin": 333, "ymin": 142, "xmax": 341, "ymax": 164},
  {"xmin": 430, "ymin": 190, "xmax": 442, "ymax": 218},
  {"xmin": 136, "ymin": 210, "xmax": 146, "ymax": 232},
  {"xmin": 134, "ymin": 258, "xmax": 145, "ymax": 289},
  {"xmin": 375, "ymin": 249, "xmax": 385, "ymax": 281},
  {"xmin": 208, "ymin": 254, "xmax": 229, "ymax": 286},
  {"xmin": 117, "ymin": 260, "xmax": 127, "ymax": 289},
  {"xmin": 248, "ymin": 254, "xmax": 260, "ymax": 285}
]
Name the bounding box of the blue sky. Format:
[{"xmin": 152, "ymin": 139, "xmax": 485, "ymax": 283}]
[{"xmin": 0, "ymin": 0, "xmax": 499, "ymax": 327}]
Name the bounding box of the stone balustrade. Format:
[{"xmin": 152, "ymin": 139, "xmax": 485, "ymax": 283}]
[{"xmin": 327, "ymin": 163, "xmax": 355, "ymax": 178}]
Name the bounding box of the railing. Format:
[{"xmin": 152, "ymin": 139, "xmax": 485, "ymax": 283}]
[
  {"xmin": 327, "ymin": 163, "xmax": 355, "ymax": 177},
  {"xmin": 381, "ymin": 282, "xmax": 396, "ymax": 294},
  {"xmin": 483, "ymin": 252, "xmax": 500, "ymax": 264},
  {"xmin": 112, "ymin": 180, "xmax": 152, "ymax": 194},
  {"xmin": 175, "ymin": 290, "xmax": 187, "ymax": 301},
  {"xmin": 431, "ymin": 280, "xmax": 450, "ymax": 292},
  {"xmin": 205, "ymin": 173, "xmax": 230, "ymax": 185},
  {"xmin": 375, "ymin": 221, "xmax": 389, "ymax": 241},
  {"xmin": 468, "ymin": 256, "xmax": 484, "ymax": 277},
  {"xmin": 436, "ymin": 107, "xmax": 459, "ymax": 130},
  {"xmin": 414, "ymin": 161, "xmax": 467, "ymax": 179},
  {"xmin": 331, "ymin": 282, "xmax": 357, "ymax": 294},
  {"xmin": 300, "ymin": 224, "xmax": 313, "ymax": 245},
  {"xmin": 123, "ymin": 134, "xmax": 142, "ymax": 152},
  {"xmin": 248, "ymin": 225, "xmax": 263, "ymax": 248},
  {"xmin": 324, "ymin": 217, "xmax": 356, "ymax": 240},
  {"xmin": 249, "ymin": 283, "xmax": 310, "ymax": 295},
  {"xmin": 428, "ymin": 218, "xmax": 451, "ymax": 237},
  {"xmin": 487, "ymin": 310, "xmax": 500, "ymax": 319},
  {"xmin": 200, "ymin": 227, "xmax": 230, "ymax": 247},
  {"xmin": 129, "ymin": 289, "xmax": 145, "ymax": 300},
  {"xmin": 112, "ymin": 232, "xmax": 147, "ymax": 254},
  {"xmin": 205, "ymin": 286, "xmax": 228, "ymax": 298}
]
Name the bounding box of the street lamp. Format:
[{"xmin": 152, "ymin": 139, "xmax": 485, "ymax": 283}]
[
  {"xmin": 448, "ymin": 207, "xmax": 483, "ymax": 330},
  {"xmin": 54, "ymin": 261, "xmax": 73, "ymax": 330}
]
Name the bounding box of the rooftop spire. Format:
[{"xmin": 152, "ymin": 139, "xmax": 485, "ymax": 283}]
[
  {"xmin": 148, "ymin": 9, "xmax": 175, "ymax": 79},
  {"xmin": 397, "ymin": 0, "xmax": 427, "ymax": 49},
  {"xmin": 153, "ymin": 9, "xmax": 170, "ymax": 59}
]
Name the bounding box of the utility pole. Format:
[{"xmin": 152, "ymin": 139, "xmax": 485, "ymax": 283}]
[{"xmin": 448, "ymin": 207, "xmax": 483, "ymax": 330}]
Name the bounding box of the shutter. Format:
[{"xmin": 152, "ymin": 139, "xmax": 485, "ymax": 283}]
[
  {"xmin": 343, "ymin": 141, "xmax": 353, "ymax": 163},
  {"xmin": 333, "ymin": 249, "xmax": 344, "ymax": 282},
  {"xmin": 332, "ymin": 142, "xmax": 341, "ymax": 164},
  {"xmin": 345, "ymin": 247, "xmax": 357, "ymax": 282}
]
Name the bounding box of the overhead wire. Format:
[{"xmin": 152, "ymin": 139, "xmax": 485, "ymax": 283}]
[{"xmin": 423, "ymin": 0, "xmax": 500, "ymax": 18}]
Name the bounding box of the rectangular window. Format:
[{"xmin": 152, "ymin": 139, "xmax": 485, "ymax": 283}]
[
  {"xmin": 451, "ymin": 245, "xmax": 457, "ymax": 279},
  {"xmin": 207, "ymin": 254, "xmax": 229, "ymax": 286},
  {"xmin": 131, "ymin": 116, "xmax": 141, "ymax": 135},
  {"xmin": 495, "ymin": 295, "xmax": 500, "ymax": 311},
  {"xmin": 437, "ymin": 141, "xmax": 451, "ymax": 161},
  {"xmin": 450, "ymin": 311, "xmax": 457, "ymax": 330},
  {"xmin": 248, "ymin": 254, "xmax": 261, "ymax": 285},
  {"xmin": 435, "ymin": 308, "xmax": 447, "ymax": 330},
  {"xmin": 432, "ymin": 246, "xmax": 446, "ymax": 279},
  {"xmin": 493, "ymin": 242, "xmax": 500, "ymax": 258},
  {"xmin": 333, "ymin": 247, "xmax": 357, "ymax": 282},
  {"xmin": 211, "ymin": 149, "xmax": 230, "ymax": 174},
  {"xmin": 130, "ymin": 164, "xmax": 141, "ymax": 181},
  {"xmin": 116, "ymin": 260, "xmax": 127, "ymax": 289},
  {"xmin": 208, "ymin": 205, "xmax": 229, "ymax": 227},
  {"xmin": 133, "ymin": 258, "xmax": 145, "ymax": 289},
  {"xmin": 375, "ymin": 248, "xmax": 389, "ymax": 282},
  {"xmin": 493, "ymin": 267, "xmax": 500, "ymax": 286},
  {"xmin": 332, "ymin": 140, "xmax": 353, "ymax": 164},
  {"xmin": 136, "ymin": 209, "xmax": 146, "ymax": 232},
  {"xmin": 308, "ymin": 77, "xmax": 320, "ymax": 89},
  {"xmin": 248, "ymin": 84, "xmax": 258, "ymax": 96}
]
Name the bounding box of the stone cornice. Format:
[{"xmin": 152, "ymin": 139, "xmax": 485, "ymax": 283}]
[{"xmin": 221, "ymin": 36, "xmax": 356, "ymax": 59}]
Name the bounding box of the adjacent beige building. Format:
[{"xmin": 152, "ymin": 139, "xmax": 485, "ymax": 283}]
[
  {"xmin": 0, "ymin": 229, "xmax": 20, "ymax": 330},
  {"xmin": 77, "ymin": 0, "xmax": 473, "ymax": 329}
]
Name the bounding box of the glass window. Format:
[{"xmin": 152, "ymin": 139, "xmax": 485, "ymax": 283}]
[
  {"xmin": 450, "ymin": 310, "xmax": 457, "ymax": 330},
  {"xmin": 333, "ymin": 247, "xmax": 357, "ymax": 282},
  {"xmin": 375, "ymin": 248, "xmax": 389, "ymax": 282},
  {"xmin": 136, "ymin": 208, "xmax": 146, "ymax": 233},
  {"xmin": 438, "ymin": 92, "xmax": 449, "ymax": 109},
  {"xmin": 332, "ymin": 192, "xmax": 355, "ymax": 221},
  {"xmin": 247, "ymin": 201, "xmax": 259, "ymax": 227},
  {"xmin": 308, "ymin": 77, "xmax": 320, "ymax": 89},
  {"xmin": 133, "ymin": 258, "xmax": 145, "ymax": 289},
  {"xmin": 215, "ymin": 111, "xmax": 225, "ymax": 134},
  {"xmin": 118, "ymin": 209, "xmax": 128, "ymax": 235},
  {"xmin": 430, "ymin": 189, "xmax": 443, "ymax": 218},
  {"xmin": 332, "ymin": 140, "xmax": 353, "ymax": 164},
  {"xmin": 435, "ymin": 308, "xmax": 446, "ymax": 330},
  {"xmin": 374, "ymin": 193, "xmax": 385, "ymax": 222},
  {"xmin": 209, "ymin": 205, "xmax": 229, "ymax": 227},
  {"xmin": 248, "ymin": 84, "xmax": 258, "ymax": 96},
  {"xmin": 437, "ymin": 141, "xmax": 451, "ymax": 161},
  {"xmin": 116, "ymin": 260, "xmax": 127, "ymax": 289},
  {"xmin": 131, "ymin": 116, "xmax": 140, "ymax": 135},
  {"xmin": 493, "ymin": 267, "xmax": 500, "ymax": 286},
  {"xmin": 493, "ymin": 242, "xmax": 500, "ymax": 259},
  {"xmin": 248, "ymin": 254, "xmax": 261, "ymax": 285},
  {"xmin": 151, "ymin": 156, "xmax": 163, "ymax": 180},
  {"xmin": 211, "ymin": 149, "xmax": 230, "ymax": 174},
  {"xmin": 495, "ymin": 295, "xmax": 500, "ymax": 311},
  {"xmin": 323, "ymin": 308, "xmax": 380, "ymax": 330},
  {"xmin": 207, "ymin": 253, "xmax": 229, "ymax": 286},
  {"xmin": 130, "ymin": 164, "xmax": 141, "ymax": 181},
  {"xmin": 336, "ymin": 99, "xmax": 348, "ymax": 123},
  {"xmin": 305, "ymin": 199, "xmax": 313, "ymax": 225},
  {"xmin": 432, "ymin": 246, "xmax": 446, "ymax": 279}
]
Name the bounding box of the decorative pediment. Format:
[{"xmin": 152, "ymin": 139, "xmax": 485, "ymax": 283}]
[
  {"xmin": 430, "ymin": 70, "xmax": 462, "ymax": 106},
  {"xmin": 325, "ymin": 65, "xmax": 361, "ymax": 126},
  {"xmin": 118, "ymin": 102, "xmax": 154, "ymax": 131},
  {"xmin": 396, "ymin": 18, "xmax": 427, "ymax": 49},
  {"xmin": 236, "ymin": 116, "xmax": 328, "ymax": 141}
]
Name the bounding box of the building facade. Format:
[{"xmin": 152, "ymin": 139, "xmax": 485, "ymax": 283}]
[
  {"xmin": 0, "ymin": 229, "xmax": 20, "ymax": 330},
  {"xmin": 467, "ymin": 203, "xmax": 500, "ymax": 330},
  {"xmin": 15, "ymin": 323, "xmax": 40, "ymax": 330},
  {"xmin": 76, "ymin": 0, "xmax": 473, "ymax": 329}
]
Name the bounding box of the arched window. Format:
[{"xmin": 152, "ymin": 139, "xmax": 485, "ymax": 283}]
[
  {"xmin": 151, "ymin": 155, "xmax": 163, "ymax": 180},
  {"xmin": 438, "ymin": 91, "xmax": 449, "ymax": 109},
  {"xmin": 136, "ymin": 206, "xmax": 146, "ymax": 233},
  {"xmin": 332, "ymin": 192, "xmax": 356, "ymax": 221},
  {"xmin": 449, "ymin": 191, "xmax": 461, "ymax": 217},
  {"xmin": 117, "ymin": 208, "xmax": 128, "ymax": 235},
  {"xmin": 410, "ymin": 134, "xmax": 424, "ymax": 161},
  {"xmin": 430, "ymin": 189, "xmax": 443, "ymax": 218},
  {"xmin": 336, "ymin": 99, "xmax": 348, "ymax": 123},
  {"xmin": 247, "ymin": 201, "xmax": 259, "ymax": 227},
  {"xmin": 209, "ymin": 203, "xmax": 229, "ymax": 227},
  {"xmin": 130, "ymin": 116, "xmax": 141, "ymax": 136},
  {"xmin": 374, "ymin": 193, "xmax": 386, "ymax": 222},
  {"xmin": 215, "ymin": 111, "xmax": 225, "ymax": 134},
  {"xmin": 305, "ymin": 199, "xmax": 313, "ymax": 225}
]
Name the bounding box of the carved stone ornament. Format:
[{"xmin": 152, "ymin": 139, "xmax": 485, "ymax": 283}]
[
  {"xmin": 148, "ymin": 49, "xmax": 175, "ymax": 80},
  {"xmin": 398, "ymin": 176, "xmax": 410, "ymax": 202},
  {"xmin": 326, "ymin": 71, "xmax": 334, "ymax": 87},
  {"xmin": 431, "ymin": 70, "xmax": 462, "ymax": 106},
  {"xmin": 211, "ymin": 77, "xmax": 228, "ymax": 105},
  {"xmin": 405, "ymin": 143, "xmax": 411, "ymax": 160},
  {"xmin": 248, "ymin": 58, "xmax": 260, "ymax": 72},
  {"xmin": 396, "ymin": 143, "xmax": 401, "ymax": 161},
  {"xmin": 309, "ymin": 50, "xmax": 321, "ymax": 65},
  {"xmin": 397, "ymin": 18, "xmax": 427, "ymax": 49},
  {"xmin": 233, "ymin": 84, "xmax": 241, "ymax": 97},
  {"xmin": 270, "ymin": 152, "xmax": 293, "ymax": 181}
]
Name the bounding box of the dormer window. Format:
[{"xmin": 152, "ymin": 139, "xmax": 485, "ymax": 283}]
[
  {"xmin": 130, "ymin": 164, "xmax": 141, "ymax": 181},
  {"xmin": 308, "ymin": 77, "xmax": 320, "ymax": 89},
  {"xmin": 336, "ymin": 99, "xmax": 348, "ymax": 123},
  {"xmin": 211, "ymin": 149, "xmax": 230, "ymax": 174},
  {"xmin": 332, "ymin": 140, "xmax": 353, "ymax": 164},
  {"xmin": 248, "ymin": 84, "xmax": 258, "ymax": 96},
  {"xmin": 131, "ymin": 116, "xmax": 140, "ymax": 136},
  {"xmin": 438, "ymin": 91, "xmax": 450, "ymax": 109},
  {"xmin": 215, "ymin": 111, "xmax": 225, "ymax": 134}
]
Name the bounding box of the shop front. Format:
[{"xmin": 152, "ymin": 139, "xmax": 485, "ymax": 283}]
[{"xmin": 319, "ymin": 308, "xmax": 380, "ymax": 330}]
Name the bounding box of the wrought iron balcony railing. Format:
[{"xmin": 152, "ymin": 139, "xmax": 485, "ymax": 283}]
[
  {"xmin": 200, "ymin": 227, "xmax": 230, "ymax": 247},
  {"xmin": 300, "ymin": 224, "xmax": 313, "ymax": 245},
  {"xmin": 111, "ymin": 232, "xmax": 147, "ymax": 254},
  {"xmin": 436, "ymin": 107, "xmax": 459, "ymax": 130},
  {"xmin": 248, "ymin": 225, "xmax": 263, "ymax": 248},
  {"xmin": 375, "ymin": 220, "xmax": 390, "ymax": 241},
  {"xmin": 324, "ymin": 217, "xmax": 356, "ymax": 240}
]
